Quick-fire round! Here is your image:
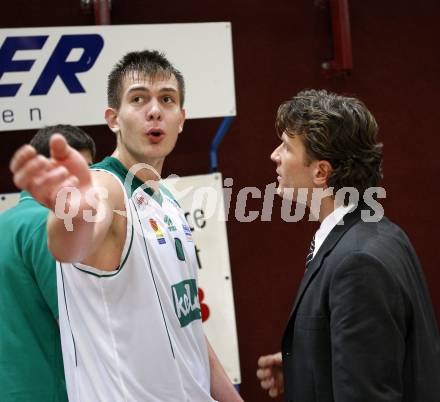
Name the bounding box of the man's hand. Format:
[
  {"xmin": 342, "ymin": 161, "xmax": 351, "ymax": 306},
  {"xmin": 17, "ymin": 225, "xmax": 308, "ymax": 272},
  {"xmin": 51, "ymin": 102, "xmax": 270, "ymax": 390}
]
[
  {"xmin": 256, "ymin": 352, "xmax": 284, "ymax": 398},
  {"xmin": 10, "ymin": 134, "xmax": 92, "ymax": 210}
]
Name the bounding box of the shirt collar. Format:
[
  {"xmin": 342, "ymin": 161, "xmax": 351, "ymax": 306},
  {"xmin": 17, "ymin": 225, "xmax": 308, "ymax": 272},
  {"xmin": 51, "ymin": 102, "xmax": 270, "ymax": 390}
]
[
  {"xmin": 313, "ymin": 202, "xmax": 356, "ymax": 257},
  {"xmin": 19, "ymin": 191, "xmax": 34, "ymax": 202}
]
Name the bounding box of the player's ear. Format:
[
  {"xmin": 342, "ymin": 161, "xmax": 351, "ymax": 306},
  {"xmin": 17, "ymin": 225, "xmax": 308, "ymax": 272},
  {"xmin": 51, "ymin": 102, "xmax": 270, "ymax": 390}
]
[
  {"xmin": 178, "ymin": 108, "xmax": 186, "ymax": 134},
  {"xmin": 105, "ymin": 107, "xmax": 120, "ymax": 134}
]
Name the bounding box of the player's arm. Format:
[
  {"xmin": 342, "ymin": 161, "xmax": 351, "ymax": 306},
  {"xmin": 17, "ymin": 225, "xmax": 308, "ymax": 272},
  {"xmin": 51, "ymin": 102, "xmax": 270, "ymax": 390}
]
[
  {"xmin": 46, "ymin": 169, "xmax": 122, "ymax": 263},
  {"xmin": 10, "ymin": 134, "xmax": 121, "ymax": 263},
  {"xmin": 206, "ymin": 337, "xmax": 244, "ymax": 402}
]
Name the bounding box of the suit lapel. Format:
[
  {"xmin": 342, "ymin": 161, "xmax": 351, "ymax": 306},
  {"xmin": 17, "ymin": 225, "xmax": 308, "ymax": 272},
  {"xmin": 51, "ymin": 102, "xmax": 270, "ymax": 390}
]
[{"xmin": 287, "ymin": 206, "xmax": 363, "ymax": 320}]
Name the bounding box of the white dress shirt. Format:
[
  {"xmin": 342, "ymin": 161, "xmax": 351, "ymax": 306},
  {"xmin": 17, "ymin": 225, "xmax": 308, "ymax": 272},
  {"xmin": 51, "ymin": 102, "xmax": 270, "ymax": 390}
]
[{"xmin": 312, "ymin": 203, "xmax": 356, "ymax": 259}]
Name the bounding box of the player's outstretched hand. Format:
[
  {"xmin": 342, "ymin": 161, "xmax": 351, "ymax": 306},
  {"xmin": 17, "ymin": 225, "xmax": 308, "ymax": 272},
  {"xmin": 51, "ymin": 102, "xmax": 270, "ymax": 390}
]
[
  {"xmin": 256, "ymin": 352, "xmax": 284, "ymax": 398},
  {"xmin": 10, "ymin": 134, "xmax": 92, "ymax": 210}
]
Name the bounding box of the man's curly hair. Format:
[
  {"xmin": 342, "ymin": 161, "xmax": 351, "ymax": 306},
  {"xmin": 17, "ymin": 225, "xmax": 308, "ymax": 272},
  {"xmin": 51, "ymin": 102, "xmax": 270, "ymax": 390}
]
[{"xmin": 276, "ymin": 89, "xmax": 383, "ymax": 195}]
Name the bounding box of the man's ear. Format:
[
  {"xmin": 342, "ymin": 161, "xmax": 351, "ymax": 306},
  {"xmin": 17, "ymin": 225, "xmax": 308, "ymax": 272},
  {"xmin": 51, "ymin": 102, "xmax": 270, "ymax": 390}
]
[
  {"xmin": 105, "ymin": 107, "xmax": 120, "ymax": 134},
  {"xmin": 178, "ymin": 108, "xmax": 186, "ymax": 134},
  {"xmin": 313, "ymin": 160, "xmax": 333, "ymax": 187}
]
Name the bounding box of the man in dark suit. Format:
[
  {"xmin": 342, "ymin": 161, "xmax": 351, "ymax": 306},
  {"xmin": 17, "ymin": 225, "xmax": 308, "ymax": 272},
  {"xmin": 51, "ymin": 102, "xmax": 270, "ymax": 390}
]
[{"xmin": 256, "ymin": 89, "xmax": 440, "ymax": 402}]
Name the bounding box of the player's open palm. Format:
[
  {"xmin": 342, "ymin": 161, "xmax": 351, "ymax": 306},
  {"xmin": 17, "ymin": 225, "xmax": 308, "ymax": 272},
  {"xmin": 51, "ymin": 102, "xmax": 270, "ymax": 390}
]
[
  {"xmin": 10, "ymin": 134, "xmax": 92, "ymax": 211},
  {"xmin": 256, "ymin": 352, "xmax": 284, "ymax": 398}
]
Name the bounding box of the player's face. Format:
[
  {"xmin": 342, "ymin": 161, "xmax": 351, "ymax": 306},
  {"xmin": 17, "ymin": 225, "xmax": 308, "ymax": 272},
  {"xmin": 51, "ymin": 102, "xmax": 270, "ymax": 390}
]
[
  {"xmin": 106, "ymin": 73, "xmax": 185, "ymax": 172},
  {"xmin": 271, "ymin": 132, "xmax": 316, "ymax": 203}
]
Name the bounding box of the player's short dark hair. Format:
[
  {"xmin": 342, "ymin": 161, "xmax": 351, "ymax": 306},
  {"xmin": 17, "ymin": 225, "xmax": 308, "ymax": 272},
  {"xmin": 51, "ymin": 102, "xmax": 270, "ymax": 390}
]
[
  {"xmin": 30, "ymin": 124, "xmax": 96, "ymax": 160},
  {"xmin": 276, "ymin": 89, "xmax": 383, "ymax": 195},
  {"xmin": 107, "ymin": 49, "xmax": 185, "ymax": 109}
]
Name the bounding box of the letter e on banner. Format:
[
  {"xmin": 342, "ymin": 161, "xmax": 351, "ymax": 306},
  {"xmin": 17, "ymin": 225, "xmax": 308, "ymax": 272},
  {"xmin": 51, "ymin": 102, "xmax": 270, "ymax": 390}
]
[
  {"xmin": 31, "ymin": 34, "xmax": 104, "ymax": 95},
  {"xmin": 0, "ymin": 36, "xmax": 48, "ymax": 97}
]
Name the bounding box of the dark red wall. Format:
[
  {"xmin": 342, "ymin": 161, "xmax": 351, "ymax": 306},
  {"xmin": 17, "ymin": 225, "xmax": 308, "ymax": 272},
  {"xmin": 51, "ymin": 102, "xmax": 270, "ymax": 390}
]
[{"xmin": 1, "ymin": 1, "xmax": 439, "ymax": 400}]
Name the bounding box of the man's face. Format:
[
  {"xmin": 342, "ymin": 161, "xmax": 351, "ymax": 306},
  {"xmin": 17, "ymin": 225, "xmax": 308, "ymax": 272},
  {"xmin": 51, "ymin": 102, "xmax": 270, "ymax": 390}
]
[
  {"xmin": 271, "ymin": 132, "xmax": 316, "ymax": 203},
  {"xmin": 107, "ymin": 73, "xmax": 185, "ymax": 169}
]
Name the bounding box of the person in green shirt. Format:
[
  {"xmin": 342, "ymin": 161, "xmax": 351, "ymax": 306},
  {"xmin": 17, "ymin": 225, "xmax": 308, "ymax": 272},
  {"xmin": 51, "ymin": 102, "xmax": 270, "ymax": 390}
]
[{"xmin": 0, "ymin": 125, "xmax": 95, "ymax": 402}]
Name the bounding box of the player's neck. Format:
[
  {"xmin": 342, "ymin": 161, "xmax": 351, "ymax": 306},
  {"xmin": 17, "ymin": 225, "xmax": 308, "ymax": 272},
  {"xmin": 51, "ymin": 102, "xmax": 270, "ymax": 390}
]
[{"xmin": 111, "ymin": 149, "xmax": 164, "ymax": 186}]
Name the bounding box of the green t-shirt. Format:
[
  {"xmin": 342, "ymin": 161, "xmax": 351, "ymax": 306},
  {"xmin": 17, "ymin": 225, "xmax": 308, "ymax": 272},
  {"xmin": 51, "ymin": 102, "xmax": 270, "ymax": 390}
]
[{"xmin": 0, "ymin": 192, "xmax": 67, "ymax": 402}]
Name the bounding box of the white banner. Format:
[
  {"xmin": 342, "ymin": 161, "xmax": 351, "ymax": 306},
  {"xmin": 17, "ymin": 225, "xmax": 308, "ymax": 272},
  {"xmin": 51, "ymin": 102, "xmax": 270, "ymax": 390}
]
[
  {"xmin": 0, "ymin": 172, "xmax": 241, "ymax": 384},
  {"xmin": 0, "ymin": 23, "xmax": 236, "ymax": 132},
  {"xmin": 0, "ymin": 193, "xmax": 19, "ymax": 211}
]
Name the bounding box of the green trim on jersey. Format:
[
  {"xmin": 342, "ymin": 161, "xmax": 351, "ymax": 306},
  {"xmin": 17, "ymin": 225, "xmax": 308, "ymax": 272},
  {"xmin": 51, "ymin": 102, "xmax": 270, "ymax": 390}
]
[
  {"xmin": 71, "ymin": 223, "xmax": 134, "ymax": 278},
  {"xmin": 92, "ymin": 156, "xmax": 163, "ymax": 205},
  {"xmin": 159, "ymin": 183, "xmax": 181, "ymax": 208}
]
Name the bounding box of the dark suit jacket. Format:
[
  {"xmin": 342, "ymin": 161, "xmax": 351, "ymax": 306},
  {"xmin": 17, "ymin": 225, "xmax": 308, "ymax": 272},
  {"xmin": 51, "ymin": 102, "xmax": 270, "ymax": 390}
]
[{"xmin": 281, "ymin": 206, "xmax": 440, "ymax": 402}]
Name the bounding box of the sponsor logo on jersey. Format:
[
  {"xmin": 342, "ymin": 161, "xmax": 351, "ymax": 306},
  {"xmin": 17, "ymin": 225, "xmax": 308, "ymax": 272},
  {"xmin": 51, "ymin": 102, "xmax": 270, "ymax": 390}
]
[
  {"xmin": 182, "ymin": 224, "xmax": 193, "ymax": 241},
  {"xmin": 134, "ymin": 192, "xmax": 148, "ymax": 209},
  {"xmin": 149, "ymin": 218, "xmax": 166, "ymax": 244},
  {"xmin": 172, "ymin": 279, "xmax": 201, "ymax": 327},
  {"xmin": 164, "ymin": 215, "xmax": 177, "ymax": 232}
]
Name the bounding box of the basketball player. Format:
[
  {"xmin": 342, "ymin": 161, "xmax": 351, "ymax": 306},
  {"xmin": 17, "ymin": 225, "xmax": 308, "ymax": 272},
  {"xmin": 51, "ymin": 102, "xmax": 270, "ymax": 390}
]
[{"xmin": 10, "ymin": 50, "xmax": 243, "ymax": 401}]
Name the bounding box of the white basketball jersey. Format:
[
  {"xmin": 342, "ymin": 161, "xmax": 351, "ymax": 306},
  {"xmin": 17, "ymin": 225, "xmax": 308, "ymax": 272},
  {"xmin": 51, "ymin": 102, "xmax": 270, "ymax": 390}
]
[{"xmin": 57, "ymin": 157, "xmax": 215, "ymax": 402}]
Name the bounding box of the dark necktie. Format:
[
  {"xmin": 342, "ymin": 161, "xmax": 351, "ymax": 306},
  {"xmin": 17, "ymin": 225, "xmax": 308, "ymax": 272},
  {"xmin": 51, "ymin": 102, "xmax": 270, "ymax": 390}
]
[{"xmin": 305, "ymin": 235, "xmax": 315, "ymax": 269}]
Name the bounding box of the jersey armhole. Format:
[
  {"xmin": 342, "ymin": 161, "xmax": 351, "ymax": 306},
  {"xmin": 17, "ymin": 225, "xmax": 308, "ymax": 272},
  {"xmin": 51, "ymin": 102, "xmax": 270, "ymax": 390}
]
[{"xmin": 71, "ymin": 169, "xmax": 134, "ymax": 278}]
